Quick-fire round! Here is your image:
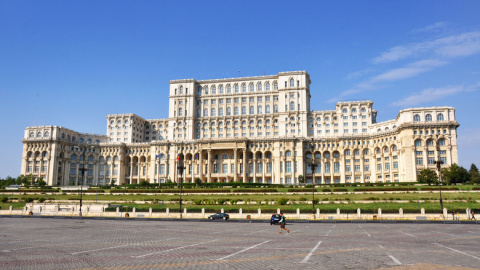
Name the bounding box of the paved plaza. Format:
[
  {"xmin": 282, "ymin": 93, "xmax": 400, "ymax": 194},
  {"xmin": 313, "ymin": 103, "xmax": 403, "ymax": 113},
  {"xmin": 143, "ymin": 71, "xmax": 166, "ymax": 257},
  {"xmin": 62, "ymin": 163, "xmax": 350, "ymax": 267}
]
[{"xmin": 0, "ymin": 217, "xmax": 479, "ymax": 269}]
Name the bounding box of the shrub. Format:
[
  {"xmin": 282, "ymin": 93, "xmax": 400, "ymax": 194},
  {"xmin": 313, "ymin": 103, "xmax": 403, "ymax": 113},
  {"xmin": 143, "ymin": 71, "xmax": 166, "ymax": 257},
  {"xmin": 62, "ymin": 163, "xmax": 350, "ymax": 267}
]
[
  {"xmin": 0, "ymin": 197, "xmax": 8, "ymax": 203},
  {"xmin": 38, "ymin": 198, "xmax": 46, "ymax": 203},
  {"xmin": 24, "ymin": 197, "xmax": 34, "ymax": 203},
  {"xmin": 277, "ymin": 198, "xmax": 288, "ymax": 205},
  {"xmin": 299, "ymin": 197, "xmax": 307, "ymax": 201},
  {"xmin": 193, "ymin": 199, "xmax": 203, "ymax": 205},
  {"xmin": 217, "ymin": 198, "xmax": 227, "ymax": 205}
]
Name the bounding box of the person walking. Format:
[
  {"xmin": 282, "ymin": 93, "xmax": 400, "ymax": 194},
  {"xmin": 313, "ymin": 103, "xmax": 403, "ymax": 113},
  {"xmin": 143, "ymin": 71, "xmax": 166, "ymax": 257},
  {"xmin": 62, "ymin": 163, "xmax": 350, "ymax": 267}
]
[
  {"xmin": 472, "ymin": 210, "xmax": 476, "ymax": 221},
  {"xmin": 279, "ymin": 213, "xmax": 289, "ymax": 234}
]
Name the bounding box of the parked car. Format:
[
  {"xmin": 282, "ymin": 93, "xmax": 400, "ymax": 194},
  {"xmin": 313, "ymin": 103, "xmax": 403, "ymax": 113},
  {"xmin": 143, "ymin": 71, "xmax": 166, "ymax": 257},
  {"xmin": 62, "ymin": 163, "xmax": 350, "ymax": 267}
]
[
  {"xmin": 270, "ymin": 214, "xmax": 281, "ymax": 225},
  {"xmin": 208, "ymin": 213, "xmax": 229, "ymax": 220}
]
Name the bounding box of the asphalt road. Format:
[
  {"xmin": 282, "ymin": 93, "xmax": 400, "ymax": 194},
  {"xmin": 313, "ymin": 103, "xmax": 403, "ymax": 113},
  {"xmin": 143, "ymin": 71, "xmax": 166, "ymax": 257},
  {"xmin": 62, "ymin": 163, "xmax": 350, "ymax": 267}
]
[{"xmin": 0, "ymin": 217, "xmax": 479, "ymax": 269}]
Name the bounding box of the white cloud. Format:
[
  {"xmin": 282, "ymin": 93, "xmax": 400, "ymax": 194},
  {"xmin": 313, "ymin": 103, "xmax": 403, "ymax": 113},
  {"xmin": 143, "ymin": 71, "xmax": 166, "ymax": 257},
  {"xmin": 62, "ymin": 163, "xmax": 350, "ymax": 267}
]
[
  {"xmin": 412, "ymin": 22, "xmax": 448, "ymax": 33},
  {"xmin": 391, "ymin": 85, "xmax": 465, "ymax": 107},
  {"xmin": 345, "ymin": 69, "xmax": 373, "ymax": 81},
  {"xmin": 371, "ymin": 59, "xmax": 447, "ymax": 82},
  {"xmin": 373, "ymin": 31, "xmax": 480, "ymax": 64}
]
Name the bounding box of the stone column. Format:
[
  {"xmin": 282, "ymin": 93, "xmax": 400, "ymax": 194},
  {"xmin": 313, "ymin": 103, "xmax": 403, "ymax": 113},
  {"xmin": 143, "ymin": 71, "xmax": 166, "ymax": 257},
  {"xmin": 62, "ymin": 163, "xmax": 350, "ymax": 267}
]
[
  {"xmin": 357, "ymin": 208, "xmax": 361, "ymax": 218},
  {"xmin": 234, "ymin": 148, "xmax": 238, "ymax": 182},
  {"xmin": 242, "ymin": 148, "xmax": 247, "ymax": 183},
  {"xmin": 207, "ymin": 150, "xmax": 212, "ymax": 183}
]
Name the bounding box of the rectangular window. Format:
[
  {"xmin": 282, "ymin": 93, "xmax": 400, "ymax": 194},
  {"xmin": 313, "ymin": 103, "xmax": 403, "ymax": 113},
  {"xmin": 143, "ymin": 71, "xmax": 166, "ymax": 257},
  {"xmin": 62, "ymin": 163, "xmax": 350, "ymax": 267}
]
[
  {"xmin": 280, "ymin": 161, "xmax": 283, "ymax": 173},
  {"xmin": 385, "ymin": 163, "xmax": 390, "ymax": 170},
  {"xmin": 258, "ymin": 163, "xmax": 263, "ymax": 173},
  {"xmin": 345, "ymin": 165, "xmax": 351, "ymax": 172},
  {"xmin": 249, "ymin": 163, "xmax": 253, "ymax": 173},
  {"xmin": 416, "ymin": 157, "xmax": 423, "ymax": 165},
  {"xmin": 393, "ymin": 162, "xmax": 398, "ymax": 169},
  {"xmin": 286, "ymin": 161, "xmax": 292, "ymax": 173},
  {"xmin": 334, "ymin": 162, "xmax": 340, "ymax": 173},
  {"xmin": 222, "ymin": 164, "xmax": 228, "ymax": 174},
  {"xmin": 355, "ymin": 165, "xmax": 360, "ymax": 172},
  {"xmin": 325, "ymin": 162, "xmax": 331, "ymax": 173},
  {"xmin": 377, "ymin": 164, "xmax": 382, "ymax": 171},
  {"xmin": 267, "ymin": 163, "xmax": 272, "ymax": 173},
  {"xmin": 231, "ymin": 164, "xmax": 235, "ymax": 174},
  {"xmin": 364, "ymin": 164, "xmax": 370, "ymax": 172}
]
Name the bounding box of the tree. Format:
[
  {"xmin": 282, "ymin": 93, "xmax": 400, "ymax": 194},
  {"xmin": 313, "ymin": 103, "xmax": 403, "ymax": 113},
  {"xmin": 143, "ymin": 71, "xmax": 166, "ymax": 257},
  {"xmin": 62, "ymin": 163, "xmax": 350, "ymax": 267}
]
[
  {"xmin": 37, "ymin": 177, "xmax": 46, "ymax": 188},
  {"xmin": 441, "ymin": 163, "xmax": 470, "ymax": 184},
  {"xmin": 140, "ymin": 180, "xmax": 150, "ymax": 187},
  {"xmin": 417, "ymin": 169, "xmax": 438, "ymax": 185},
  {"xmin": 469, "ymin": 163, "xmax": 480, "ymax": 184},
  {"xmin": 195, "ymin": 177, "xmax": 202, "ymax": 187},
  {"xmin": 298, "ymin": 175, "xmax": 305, "ymax": 185}
]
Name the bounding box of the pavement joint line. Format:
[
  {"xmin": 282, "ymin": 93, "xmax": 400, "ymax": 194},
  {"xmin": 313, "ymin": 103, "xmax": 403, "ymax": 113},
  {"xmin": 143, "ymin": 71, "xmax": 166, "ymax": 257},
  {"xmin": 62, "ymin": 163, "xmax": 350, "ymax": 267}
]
[
  {"xmin": 71, "ymin": 238, "xmax": 176, "ymax": 255},
  {"xmin": 325, "ymin": 229, "xmax": 332, "ymax": 236},
  {"xmin": 434, "ymin": 243, "xmax": 480, "ymax": 261},
  {"xmin": 433, "ymin": 231, "xmax": 457, "ymax": 237},
  {"xmin": 133, "ymin": 239, "xmax": 218, "ymax": 258},
  {"xmin": 301, "ymin": 240, "xmax": 322, "ymax": 263},
  {"xmin": 379, "ymin": 245, "xmax": 402, "ymax": 265},
  {"xmin": 217, "ymin": 240, "xmax": 270, "ymax": 261},
  {"xmin": 364, "ymin": 231, "xmax": 371, "ymax": 237},
  {"xmin": 399, "ymin": 231, "xmax": 416, "ymax": 237}
]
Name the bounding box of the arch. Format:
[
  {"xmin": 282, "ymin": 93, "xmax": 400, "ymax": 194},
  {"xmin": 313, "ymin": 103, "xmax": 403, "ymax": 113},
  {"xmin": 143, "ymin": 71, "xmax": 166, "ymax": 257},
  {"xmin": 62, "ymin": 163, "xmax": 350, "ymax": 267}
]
[
  {"xmin": 256, "ymin": 152, "xmax": 262, "ymax": 159},
  {"xmin": 375, "ymin": 147, "xmax": 381, "ymax": 154},
  {"xmin": 414, "ymin": 139, "xmax": 422, "ymax": 147},
  {"xmin": 323, "ymin": 151, "xmax": 331, "ymax": 158},
  {"xmin": 344, "ymin": 149, "xmax": 351, "ymax": 156},
  {"xmin": 249, "ymin": 83, "xmax": 254, "ymax": 92},
  {"xmin": 413, "ymin": 114, "xmax": 421, "ymax": 122},
  {"xmin": 289, "ymin": 78, "xmax": 294, "ymax": 87},
  {"xmin": 265, "ymin": 82, "xmax": 270, "ymax": 91},
  {"xmin": 36, "ymin": 131, "xmax": 42, "ymax": 137},
  {"xmin": 437, "ymin": 113, "xmax": 444, "ymax": 121},
  {"xmin": 426, "ymin": 139, "xmax": 434, "ymax": 146},
  {"xmin": 44, "ymin": 131, "xmax": 50, "ymax": 137},
  {"xmin": 363, "ymin": 149, "xmax": 369, "ymax": 155},
  {"xmin": 438, "ymin": 138, "xmax": 446, "ymax": 146},
  {"xmin": 257, "ymin": 82, "xmax": 262, "ymax": 91},
  {"xmin": 234, "ymin": 107, "xmax": 239, "ymax": 115},
  {"xmin": 314, "ymin": 151, "xmax": 321, "ymax": 159},
  {"xmin": 333, "ymin": 151, "xmax": 340, "ymax": 158},
  {"xmin": 305, "ymin": 152, "xmax": 312, "ymax": 159},
  {"xmin": 285, "ymin": 150, "xmax": 292, "ymax": 157},
  {"xmin": 383, "ymin": 146, "xmax": 389, "ymax": 153},
  {"xmin": 29, "ymin": 131, "xmax": 35, "ymax": 138},
  {"xmin": 391, "ymin": 145, "xmax": 397, "ymax": 152},
  {"xmin": 289, "ymin": 101, "xmax": 295, "ymax": 111},
  {"xmin": 425, "ymin": 114, "xmax": 432, "ymax": 122},
  {"xmin": 266, "ymin": 105, "xmax": 271, "ymax": 114},
  {"xmin": 354, "ymin": 149, "xmax": 360, "ymax": 156}
]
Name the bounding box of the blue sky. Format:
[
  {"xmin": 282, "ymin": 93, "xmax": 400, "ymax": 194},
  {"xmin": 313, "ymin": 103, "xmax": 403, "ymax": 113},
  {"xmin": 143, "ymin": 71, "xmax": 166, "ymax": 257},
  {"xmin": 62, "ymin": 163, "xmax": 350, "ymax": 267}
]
[{"xmin": 1, "ymin": 1, "xmax": 479, "ymax": 178}]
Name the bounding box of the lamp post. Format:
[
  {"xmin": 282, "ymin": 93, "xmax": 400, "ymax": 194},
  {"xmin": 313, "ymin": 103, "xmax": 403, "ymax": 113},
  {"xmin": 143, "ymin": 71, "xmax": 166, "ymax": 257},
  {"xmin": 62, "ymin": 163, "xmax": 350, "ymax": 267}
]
[
  {"xmin": 434, "ymin": 160, "xmax": 444, "ymax": 213},
  {"xmin": 75, "ymin": 146, "xmax": 87, "ymax": 217},
  {"xmin": 177, "ymin": 157, "xmax": 185, "ymax": 219},
  {"xmin": 311, "ymin": 162, "xmax": 318, "ymax": 215}
]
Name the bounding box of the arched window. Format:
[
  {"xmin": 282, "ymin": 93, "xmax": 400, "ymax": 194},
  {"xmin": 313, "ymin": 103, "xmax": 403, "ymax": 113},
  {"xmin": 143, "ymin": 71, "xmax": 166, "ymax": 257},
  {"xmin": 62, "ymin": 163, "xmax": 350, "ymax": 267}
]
[
  {"xmin": 324, "ymin": 152, "xmax": 331, "ymax": 158},
  {"xmin": 352, "ymin": 108, "xmax": 357, "ymax": 113},
  {"xmin": 415, "ymin": 139, "xmax": 422, "ymax": 147},
  {"xmin": 289, "ymin": 78, "xmax": 294, "ymax": 87},
  {"xmin": 44, "ymin": 131, "xmax": 49, "ymax": 137},
  {"xmin": 258, "ymin": 106, "xmax": 263, "ymax": 114},
  {"xmin": 354, "ymin": 149, "xmax": 360, "ymax": 155},
  {"xmin": 273, "ymin": 82, "xmax": 278, "ymax": 90},
  {"xmin": 290, "ymin": 101, "xmax": 295, "ymax": 111},
  {"xmin": 227, "ymin": 85, "xmax": 231, "ymax": 93},
  {"xmin": 384, "ymin": 147, "xmax": 389, "ymax": 153},
  {"xmin": 222, "ymin": 154, "xmax": 228, "ymax": 159},
  {"xmin": 37, "ymin": 131, "xmax": 42, "ymax": 137},
  {"xmin": 29, "ymin": 132, "xmax": 34, "ymax": 138},
  {"xmin": 242, "ymin": 84, "xmax": 246, "ymax": 92},
  {"xmin": 363, "ymin": 149, "xmax": 369, "ymax": 155},
  {"xmin": 361, "ymin": 107, "xmax": 366, "ymax": 112},
  {"xmin": 178, "ymin": 108, "xmax": 183, "ymax": 117},
  {"xmin": 438, "ymin": 139, "xmax": 446, "ymax": 146},
  {"xmin": 234, "ymin": 84, "xmax": 239, "ymax": 93},
  {"xmin": 257, "ymin": 83, "xmax": 262, "ymax": 91},
  {"xmin": 212, "ymin": 86, "xmax": 216, "ymax": 94},
  {"xmin": 345, "ymin": 150, "xmax": 351, "ymax": 156},
  {"xmin": 71, "ymin": 155, "xmax": 77, "ymax": 160},
  {"xmin": 204, "ymin": 86, "xmax": 209, "ymax": 95},
  {"xmin": 234, "ymin": 107, "xmax": 239, "ymax": 115},
  {"xmin": 197, "ymin": 109, "xmax": 201, "ymax": 117},
  {"xmin": 285, "ymin": 151, "xmax": 292, "ymax": 157},
  {"xmin": 315, "ymin": 152, "xmax": 321, "ymax": 159},
  {"xmin": 306, "ymin": 153, "xmax": 312, "ymax": 159},
  {"xmin": 211, "ymin": 108, "xmax": 216, "ymax": 116},
  {"xmin": 180, "ymin": 86, "xmax": 183, "ymax": 94},
  {"xmin": 266, "ymin": 82, "xmax": 270, "ymax": 91},
  {"xmin": 266, "ymin": 105, "xmax": 271, "ymax": 113},
  {"xmin": 219, "ymin": 108, "xmax": 224, "ymax": 116},
  {"xmin": 249, "ymin": 84, "xmax": 254, "ymax": 92},
  {"xmin": 392, "ymin": 145, "xmax": 397, "ymax": 151},
  {"xmin": 87, "ymin": 139, "xmax": 92, "ymax": 143},
  {"xmin": 426, "ymin": 139, "xmax": 434, "ymax": 146},
  {"xmin": 204, "ymin": 109, "xmax": 208, "ymax": 117},
  {"xmin": 242, "ymin": 106, "xmax": 247, "ymax": 115},
  {"xmin": 342, "ymin": 109, "xmax": 348, "ymax": 113},
  {"xmin": 425, "ymin": 114, "xmax": 432, "ymax": 122},
  {"xmin": 226, "ymin": 107, "xmax": 231, "ymax": 115},
  {"xmin": 249, "ymin": 106, "xmax": 254, "ymax": 114},
  {"xmin": 376, "ymin": 148, "xmax": 381, "ymax": 154},
  {"xmin": 437, "ymin": 113, "xmax": 444, "ymax": 121},
  {"xmin": 274, "ymin": 104, "xmax": 278, "ymax": 113},
  {"xmin": 413, "ymin": 114, "xmax": 421, "ymax": 122},
  {"xmin": 219, "ymin": 85, "xmax": 224, "ymax": 94},
  {"xmin": 333, "ymin": 152, "xmax": 340, "ymax": 158}
]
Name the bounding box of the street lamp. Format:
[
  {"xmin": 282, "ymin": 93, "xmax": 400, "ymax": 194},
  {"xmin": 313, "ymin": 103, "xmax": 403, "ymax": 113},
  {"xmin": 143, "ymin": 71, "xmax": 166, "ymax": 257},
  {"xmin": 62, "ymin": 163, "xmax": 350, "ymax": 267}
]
[
  {"xmin": 75, "ymin": 146, "xmax": 87, "ymax": 217},
  {"xmin": 311, "ymin": 161, "xmax": 318, "ymax": 215},
  {"xmin": 434, "ymin": 160, "xmax": 444, "ymax": 213},
  {"xmin": 177, "ymin": 157, "xmax": 185, "ymax": 219}
]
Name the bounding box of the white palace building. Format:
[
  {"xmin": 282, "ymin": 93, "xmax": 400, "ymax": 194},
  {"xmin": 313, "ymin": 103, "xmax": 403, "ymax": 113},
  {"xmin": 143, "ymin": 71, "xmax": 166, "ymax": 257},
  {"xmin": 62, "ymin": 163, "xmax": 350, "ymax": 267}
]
[{"xmin": 21, "ymin": 71, "xmax": 459, "ymax": 186}]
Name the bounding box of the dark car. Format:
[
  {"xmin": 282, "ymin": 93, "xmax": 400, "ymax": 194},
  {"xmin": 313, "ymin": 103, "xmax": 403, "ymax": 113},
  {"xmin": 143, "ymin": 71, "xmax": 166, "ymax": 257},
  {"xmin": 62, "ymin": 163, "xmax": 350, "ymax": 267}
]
[
  {"xmin": 270, "ymin": 214, "xmax": 281, "ymax": 225},
  {"xmin": 208, "ymin": 213, "xmax": 229, "ymax": 220}
]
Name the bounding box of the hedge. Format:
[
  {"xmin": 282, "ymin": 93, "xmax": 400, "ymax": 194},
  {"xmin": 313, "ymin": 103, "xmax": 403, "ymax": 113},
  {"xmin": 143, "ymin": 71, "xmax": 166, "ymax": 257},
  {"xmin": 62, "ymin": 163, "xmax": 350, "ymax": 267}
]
[
  {"xmin": 354, "ymin": 187, "xmax": 417, "ymax": 192},
  {"xmin": 162, "ymin": 189, "xmax": 230, "ymax": 193},
  {"xmin": 232, "ymin": 189, "xmax": 278, "ymax": 193}
]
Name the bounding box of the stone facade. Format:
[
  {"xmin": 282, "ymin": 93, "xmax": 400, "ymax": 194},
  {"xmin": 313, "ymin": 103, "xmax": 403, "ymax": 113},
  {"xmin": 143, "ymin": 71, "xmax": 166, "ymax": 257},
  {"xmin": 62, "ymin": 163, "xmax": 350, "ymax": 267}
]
[{"xmin": 20, "ymin": 71, "xmax": 459, "ymax": 186}]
